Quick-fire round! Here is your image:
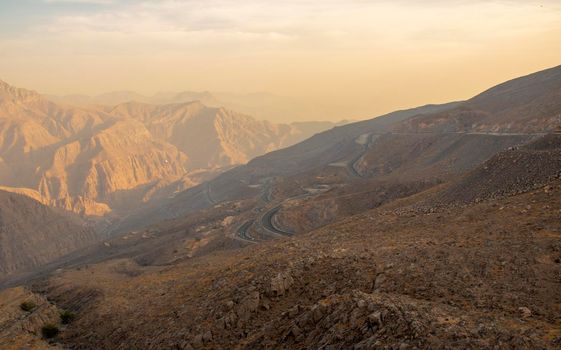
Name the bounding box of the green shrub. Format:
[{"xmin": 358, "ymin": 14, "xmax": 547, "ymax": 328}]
[
  {"xmin": 41, "ymin": 324, "xmax": 59, "ymax": 339},
  {"xmin": 59, "ymin": 310, "xmax": 75, "ymax": 324},
  {"xmin": 19, "ymin": 301, "xmax": 36, "ymax": 312}
]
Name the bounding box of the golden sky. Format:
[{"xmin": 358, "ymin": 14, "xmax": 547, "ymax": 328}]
[{"xmin": 1, "ymin": 0, "xmax": 561, "ymax": 120}]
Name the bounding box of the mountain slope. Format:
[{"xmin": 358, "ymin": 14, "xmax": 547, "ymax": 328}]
[
  {"xmin": 26, "ymin": 177, "xmax": 561, "ymax": 349},
  {"xmin": 395, "ymin": 65, "xmax": 561, "ymax": 133},
  {"xmin": 125, "ymin": 66, "xmax": 561, "ymax": 232},
  {"xmin": 0, "ymin": 190, "xmax": 98, "ymax": 279}
]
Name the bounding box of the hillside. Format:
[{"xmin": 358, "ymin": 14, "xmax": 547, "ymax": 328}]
[
  {"xmin": 0, "ymin": 66, "xmax": 560, "ymax": 349},
  {"xmin": 132, "ymin": 66, "xmax": 560, "ymax": 232},
  {"xmin": 0, "ymin": 190, "xmax": 99, "ymax": 279},
  {"xmin": 7, "ymin": 172, "xmax": 559, "ymax": 349},
  {"xmin": 395, "ymin": 65, "xmax": 561, "ymax": 133}
]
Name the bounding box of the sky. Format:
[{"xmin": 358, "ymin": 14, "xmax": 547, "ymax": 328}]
[{"xmin": 1, "ymin": 0, "xmax": 561, "ymax": 121}]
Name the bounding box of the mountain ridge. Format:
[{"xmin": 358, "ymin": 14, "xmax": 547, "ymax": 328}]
[{"xmin": 0, "ymin": 80, "xmax": 344, "ymax": 220}]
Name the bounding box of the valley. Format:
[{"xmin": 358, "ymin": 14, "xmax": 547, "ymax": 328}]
[
  {"xmin": 2, "ymin": 1, "xmax": 561, "ymax": 348},
  {"xmin": 0, "ymin": 65, "xmax": 560, "ymax": 349}
]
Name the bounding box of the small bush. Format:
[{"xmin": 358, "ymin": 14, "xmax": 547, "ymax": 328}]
[
  {"xmin": 19, "ymin": 301, "xmax": 36, "ymax": 312},
  {"xmin": 60, "ymin": 310, "xmax": 75, "ymax": 324},
  {"xmin": 41, "ymin": 324, "xmax": 59, "ymax": 339}
]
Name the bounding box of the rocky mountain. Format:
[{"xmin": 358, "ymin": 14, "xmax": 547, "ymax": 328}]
[
  {"xmin": 0, "ymin": 80, "xmax": 340, "ymax": 219},
  {"xmin": 0, "ymin": 190, "xmax": 98, "ymax": 279},
  {"xmin": 108, "ymin": 101, "xmax": 332, "ymax": 169},
  {"xmin": 1, "ymin": 67, "xmax": 561, "ymax": 349},
  {"xmin": 48, "ymin": 90, "xmax": 361, "ymax": 123},
  {"xmin": 0, "ymin": 81, "xmax": 190, "ymax": 217}
]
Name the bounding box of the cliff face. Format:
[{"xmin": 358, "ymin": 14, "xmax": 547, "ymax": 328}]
[
  {"xmin": 0, "ymin": 85, "xmax": 190, "ymax": 217},
  {"xmin": 0, "ymin": 190, "xmax": 99, "ymax": 278}
]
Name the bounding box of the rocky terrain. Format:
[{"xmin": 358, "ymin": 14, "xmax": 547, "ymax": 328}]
[
  {"xmin": 0, "ymin": 66, "xmax": 560, "ymax": 349},
  {"xmin": 395, "ymin": 65, "xmax": 561, "ymax": 134},
  {"xmin": 5, "ymin": 172, "xmax": 559, "ymax": 349},
  {"xmin": 0, "ymin": 190, "xmax": 99, "ymax": 279},
  {"xmin": 0, "ymin": 286, "xmax": 62, "ymax": 350}
]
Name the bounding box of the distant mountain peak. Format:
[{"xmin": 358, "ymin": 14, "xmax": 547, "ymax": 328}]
[{"xmin": 0, "ymin": 79, "xmax": 41, "ymax": 103}]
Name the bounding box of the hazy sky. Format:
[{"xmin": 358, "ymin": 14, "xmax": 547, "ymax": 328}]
[{"xmin": 1, "ymin": 0, "xmax": 561, "ymax": 120}]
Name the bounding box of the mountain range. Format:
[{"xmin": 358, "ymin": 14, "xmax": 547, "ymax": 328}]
[
  {"xmin": 0, "ymin": 80, "xmax": 343, "ymax": 220},
  {"xmin": 47, "ymin": 90, "xmax": 360, "ymax": 123},
  {"xmin": 0, "ymin": 65, "xmax": 561, "ymax": 349}
]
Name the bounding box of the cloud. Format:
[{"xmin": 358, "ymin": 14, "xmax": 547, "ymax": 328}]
[
  {"xmin": 2, "ymin": 0, "xmax": 560, "ymax": 101},
  {"xmin": 43, "ymin": 0, "xmax": 114, "ymax": 3}
]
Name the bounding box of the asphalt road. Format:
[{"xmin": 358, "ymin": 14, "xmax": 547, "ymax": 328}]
[
  {"xmin": 235, "ymin": 219, "xmax": 257, "ymax": 243},
  {"xmin": 260, "ymin": 205, "xmax": 294, "ymax": 236}
]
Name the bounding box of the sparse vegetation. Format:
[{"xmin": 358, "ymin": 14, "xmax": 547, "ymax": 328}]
[
  {"xmin": 60, "ymin": 310, "xmax": 75, "ymax": 324},
  {"xmin": 19, "ymin": 301, "xmax": 36, "ymax": 312},
  {"xmin": 41, "ymin": 324, "xmax": 59, "ymax": 339}
]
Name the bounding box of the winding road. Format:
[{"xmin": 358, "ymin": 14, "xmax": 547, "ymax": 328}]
[
  {"xmin": 235, "ymin": 219, "xmax": 258, "ymax": 243},
  {"xmin": 233, "ymin": 130, "xmax": 542, "ymax": 244},
  {"xmin": 260, "ymin": 205, "xmax": 294, "ymax": 236}
]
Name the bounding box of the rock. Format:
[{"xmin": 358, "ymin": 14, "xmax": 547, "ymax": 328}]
[
  {"xmin": 182, "ymin": 343, "xmax": 194, "ymax": 350},
  {"xmin": 311, "ymin": 305, "xmax": 325, "ymax": 322},
  {"xmin": 202, "ymin": 331, "xmax": 212, "ymax": 343},
  {"xmin": 236, "ymin": 290, "xmax": 260, "ymax": 321},
  {"xmin": 268, "ymin": 271, "xmax": 294, "ymax": 296},
  {"xmin": 191, "ymin": 334, "xmax": 203, "ymax": 349},
  {"xmin": 288, "ymin": 305, "xmax": 300, "ymax": 318},
  {"xmin": 374, "ymin": 274, "xmax": 386, "ymax": 291},
  {"xmin": 368, "ymin": 311, "xmax": 382, "ymax": 326},
  {"xmin": 260, "ymin": 297, "xmax": 271, "ymax": 310},
  {"xmin": 518, "ymin": 307, "xmax": 532, "ymax": 318},
  {"xmin": 291, "ymin": 325, "xmax": 302, "ymax": 337}
]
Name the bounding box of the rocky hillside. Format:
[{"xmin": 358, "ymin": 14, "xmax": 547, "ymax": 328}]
[
  {"xmin": 0, "ymin": 286, "xmax": 62, "ymax": 350},
  {"xmin": 19, "ymin": 177, "xmax": 561, "ymax": 349},
  {"xmin": 421, "ymin": 133, "xmax": 561, "ymax": 209},
  {"xmin": 0, "ymin": 190, "xmax": 99, "ymax": 279},
  {"xmin": 395, "ymin": 65, "xmax": 561, "ymax": 133}
]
